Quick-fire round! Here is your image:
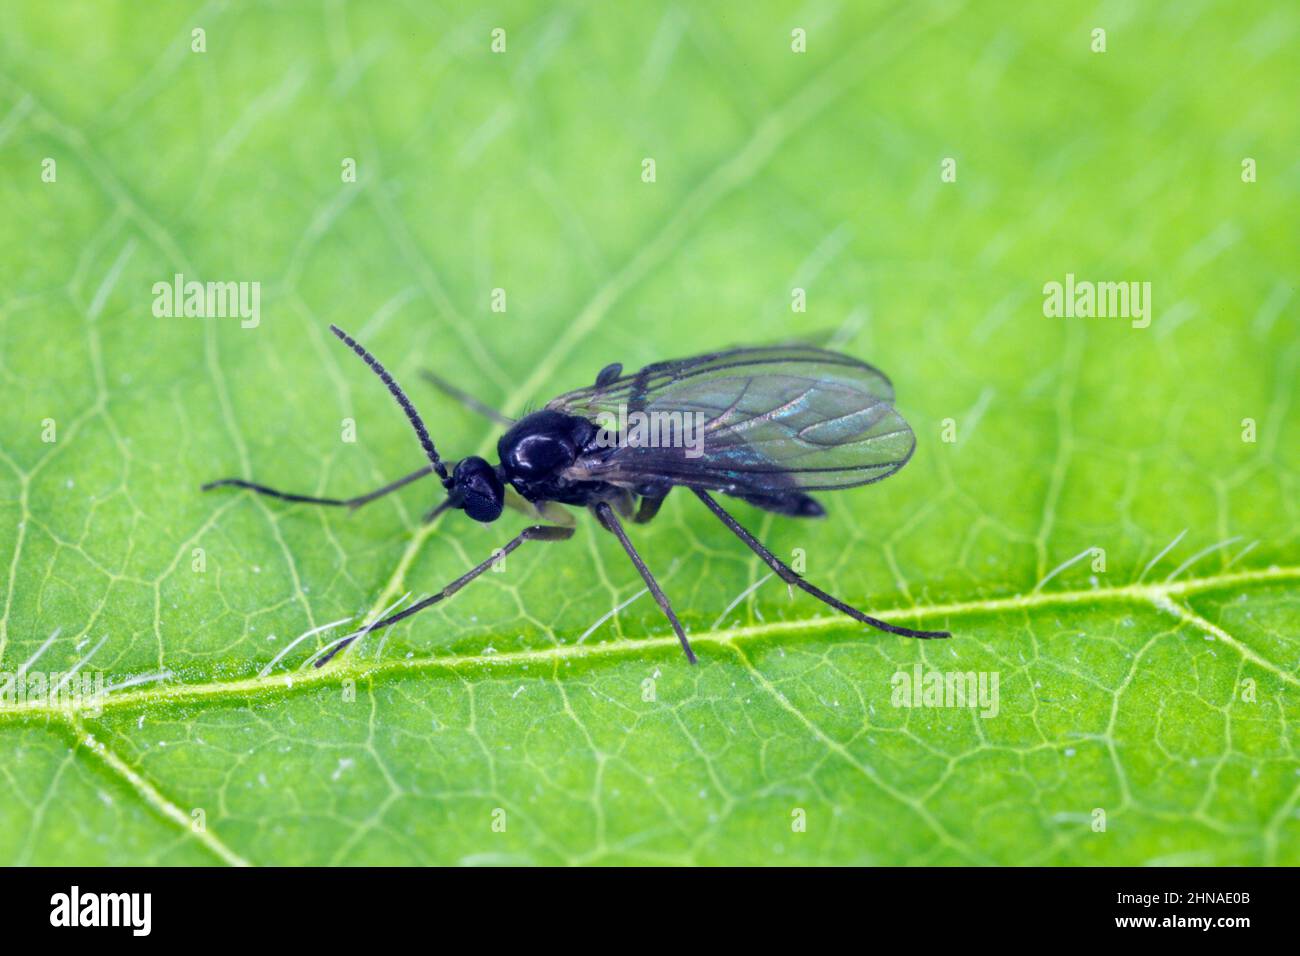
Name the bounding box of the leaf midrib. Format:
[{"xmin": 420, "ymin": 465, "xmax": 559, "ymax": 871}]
[{"xmin": 4, "ymin": 563, "xmax": 1293, "ymax": 722}]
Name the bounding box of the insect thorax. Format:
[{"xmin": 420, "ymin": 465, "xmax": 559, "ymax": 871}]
[{"xmin": 497, "ymin": 409, "xmax": 608, "ymax": 505}]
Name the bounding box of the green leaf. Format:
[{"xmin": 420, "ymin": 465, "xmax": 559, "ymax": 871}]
[{"xmin": 1, "ymin": 2, "xmax": 1296, "ymax": 865}]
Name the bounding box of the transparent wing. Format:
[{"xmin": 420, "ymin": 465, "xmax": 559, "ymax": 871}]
[{"xmin": 548, "ymin": 345, "xmax": 916, "ymax": 494}]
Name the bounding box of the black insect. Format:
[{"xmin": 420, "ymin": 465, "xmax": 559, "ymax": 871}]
[{"xmin": 204, "ymin": 325, "xmax": 950, "ymax": 666}]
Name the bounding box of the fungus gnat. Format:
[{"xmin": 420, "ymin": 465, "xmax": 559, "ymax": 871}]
[{"xmin": 203, "ymin": 325, "xmax": 950, "ymax": 666}]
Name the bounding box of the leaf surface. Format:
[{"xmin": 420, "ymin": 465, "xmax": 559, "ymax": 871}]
[{"xmin": 0, "ymin": 1, "xmax": 1296, "ymax": 865}]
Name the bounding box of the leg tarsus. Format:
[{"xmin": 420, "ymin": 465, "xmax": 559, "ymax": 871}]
[
  {"xmin": 201, "ymin": 478, "xmax": 349, "ymax": 507},
  {"xmin": 203, "ymin": 465, "xmax": 436, "ymax": 510},
  {"xmin": 693, "ymin": 488, "xmax": 949, "ymax": 640},
  {"xmin": 419, "ymin": 369, "xmax": 513, "ymax": 426},
  {"xmin": 595, "ymin": 502, "xmax": 697, "ymax": 664},
  {"xmin": 314, "ymin": 523, "xmax": 574, "ymax": 667}
]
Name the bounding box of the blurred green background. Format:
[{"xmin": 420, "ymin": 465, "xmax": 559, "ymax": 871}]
[{"xmin": 0, "ymin": 1, "xmax": 1296, "ymax": 865}]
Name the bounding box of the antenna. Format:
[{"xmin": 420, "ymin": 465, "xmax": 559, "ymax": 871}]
[{"xmin": 329, "ymin": 325, "xmax": 451, "ymax": 486}]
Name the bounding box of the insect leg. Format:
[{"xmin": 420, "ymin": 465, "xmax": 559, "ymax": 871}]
[
  {"xmin": 313, "ymin": 524, "xmax": 575, "ymax": 667},
  {"xmin": 418, "ymin": 369, "xmax": 514, "ymax": 426},
  {"xmin": 422, "ymin": 496, "xmax": 457, "ymax": 524},
  {"xmin": 202, "ymin": 465, "xmax": 436, "ymax": 509},
  {"xmin": 594, "ymin": 502, "xmax": 697, "ymax": 664},
  {"xmin": 632, "ymin": 491, "xmax": 669, "ymax": 524},
  {"xmin": 692, "ymin": 489, "xmax": 950, "ymax": 640}
]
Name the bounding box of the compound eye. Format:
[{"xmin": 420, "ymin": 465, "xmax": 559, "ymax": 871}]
[
  {"xmin": 452, "ymin": 457, "xmax": 504, "ymax": 523},
  {"xmin": 510, "ymin": 433, "xmax": 572, "ymax": 477}
]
